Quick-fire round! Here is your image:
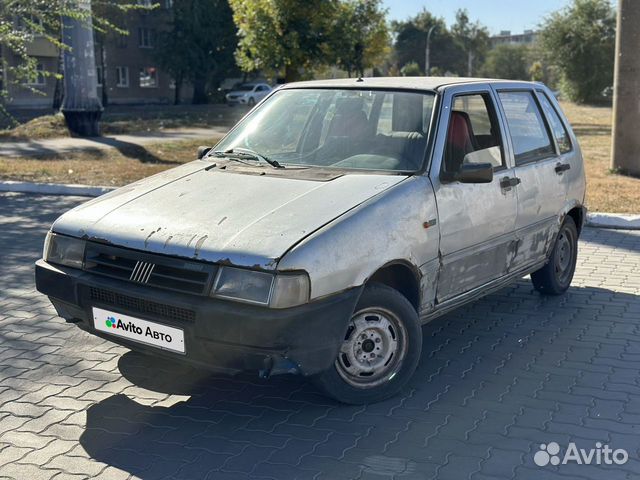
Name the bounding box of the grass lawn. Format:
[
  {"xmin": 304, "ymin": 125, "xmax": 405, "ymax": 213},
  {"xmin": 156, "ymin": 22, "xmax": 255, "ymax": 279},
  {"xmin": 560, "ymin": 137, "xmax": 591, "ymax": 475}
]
[
  {"xmin": 0, "ymin": 138, "xmax": 222, "ymax": 186},
  {"xmin": 559, "ymin": 101, "xmax": 640, "ymax": 214},
  {"xmin": 0, "ymin": 104, "xmax": 245, "ymax": 141},
  {"xmin": 0, "ymin": 101, "xmax": 638, "ymax": 213}
]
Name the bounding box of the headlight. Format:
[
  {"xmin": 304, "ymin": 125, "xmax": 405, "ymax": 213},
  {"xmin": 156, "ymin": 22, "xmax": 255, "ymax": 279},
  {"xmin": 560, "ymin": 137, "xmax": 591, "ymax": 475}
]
[
  {"xmin": 211, "ymin": 266, "xmax": 310, "ymax": 308},
  {"xmin": 43, "ymin": 232, "xmax": 86, "ymax": 269}
]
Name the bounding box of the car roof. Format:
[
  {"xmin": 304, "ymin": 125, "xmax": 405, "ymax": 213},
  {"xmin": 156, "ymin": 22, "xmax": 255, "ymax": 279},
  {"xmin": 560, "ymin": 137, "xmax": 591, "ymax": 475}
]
[{"xmin": 280, "ymin": 76, "xmax": 540, "ymax": 92}]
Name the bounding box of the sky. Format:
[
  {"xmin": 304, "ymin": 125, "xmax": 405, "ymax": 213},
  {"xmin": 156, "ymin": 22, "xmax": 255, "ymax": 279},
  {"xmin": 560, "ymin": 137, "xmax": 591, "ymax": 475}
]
[{"xmin": 382, "ymin": 0, "xmax": 574, "ymax": 34}]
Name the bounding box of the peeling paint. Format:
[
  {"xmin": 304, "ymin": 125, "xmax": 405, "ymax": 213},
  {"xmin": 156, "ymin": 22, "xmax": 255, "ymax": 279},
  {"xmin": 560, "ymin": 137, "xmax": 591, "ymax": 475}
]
[{"xmin": 194, "ymin": 235, "xmax": 208, "ymax": 257}]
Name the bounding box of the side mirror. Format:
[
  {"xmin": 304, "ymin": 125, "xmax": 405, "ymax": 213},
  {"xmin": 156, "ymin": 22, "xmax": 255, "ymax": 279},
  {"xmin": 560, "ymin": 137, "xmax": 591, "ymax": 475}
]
[
  {"xmin": 457, "ymin": 162, "xmax": 493, "ymax": 183},
  {"xmin": 197, "ymin": 146, "xmax": 212, "ymax": 159}
]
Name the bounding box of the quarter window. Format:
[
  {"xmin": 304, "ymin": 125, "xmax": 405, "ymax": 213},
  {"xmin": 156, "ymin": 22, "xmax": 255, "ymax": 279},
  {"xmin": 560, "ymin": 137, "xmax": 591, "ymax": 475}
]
[
  {"xmin": 538, "ymin": 93, "xmax": 572, "ymax": 154},
  {"xmin": 498, "ymin": 91, "xmax": 555, "ymax": 164}
]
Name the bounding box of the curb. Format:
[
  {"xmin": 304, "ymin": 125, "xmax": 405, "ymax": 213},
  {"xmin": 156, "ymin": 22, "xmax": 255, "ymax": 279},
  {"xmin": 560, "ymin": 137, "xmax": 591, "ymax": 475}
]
[
  {"xmin": 1, "ymin": 180, "xmax": 640, "ymax": 230},
  {"xmin": 0, "ymin": 180, "xmax": 114, "ymax": 197},
  {"xmin": 586, "ymin": 212, "xmax": 640, "ymax": 230}
]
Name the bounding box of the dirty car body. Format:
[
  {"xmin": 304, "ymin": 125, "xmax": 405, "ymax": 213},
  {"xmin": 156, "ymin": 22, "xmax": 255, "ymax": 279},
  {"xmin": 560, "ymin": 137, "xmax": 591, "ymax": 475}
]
[{"xmin": 36, "ymin": 77, "xmax": 586, "ymax": 403}]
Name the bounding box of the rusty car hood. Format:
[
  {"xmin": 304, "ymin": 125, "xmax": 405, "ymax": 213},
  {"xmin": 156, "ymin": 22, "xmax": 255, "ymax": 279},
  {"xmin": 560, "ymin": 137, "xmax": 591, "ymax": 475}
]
[{"xmin": 51, "ymin": 161, "xmax": 406, "ymax": 269}]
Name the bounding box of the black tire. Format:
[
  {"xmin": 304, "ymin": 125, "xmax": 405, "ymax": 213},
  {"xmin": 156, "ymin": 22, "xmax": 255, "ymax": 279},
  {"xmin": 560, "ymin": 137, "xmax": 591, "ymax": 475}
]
[
  {"xmin": 531, "ymin": 216, "xmax": 578, "ymax": 295},
  {"xmin": 248, "ymin": 97, "xmax": 256, "ymax": 107},
  {"xmin": 313, "ymin": 283, "xmax": 422, "ymax": 404}
]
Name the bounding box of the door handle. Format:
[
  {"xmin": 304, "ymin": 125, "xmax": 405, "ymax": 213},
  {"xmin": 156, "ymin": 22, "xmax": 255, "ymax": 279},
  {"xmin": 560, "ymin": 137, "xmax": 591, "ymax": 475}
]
[
  {"xmin": 555, "ymin": 162, "xmax": 571, "ymax": 174},
  {"xmin": 500, "ymin": 176, "xmax": 521, "ymax": 189}
]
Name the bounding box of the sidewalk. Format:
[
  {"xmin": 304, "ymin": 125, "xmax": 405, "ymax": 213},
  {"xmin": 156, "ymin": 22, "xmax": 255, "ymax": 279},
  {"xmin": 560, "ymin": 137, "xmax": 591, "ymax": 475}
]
[{"xmin": 0, "ymin": 127, "xmax": 228, "ymax": 158}]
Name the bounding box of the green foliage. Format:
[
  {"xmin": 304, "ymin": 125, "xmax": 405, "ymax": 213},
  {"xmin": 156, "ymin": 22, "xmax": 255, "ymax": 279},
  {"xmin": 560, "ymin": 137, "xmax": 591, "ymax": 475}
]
[
  {"xmin": 529, "ymin": 61, "xmax": 544, "ymax": 82},
  {"xmin": 229, "ymin": 0, "xmax": 338, "ymax": 82},
  {"xmin": 450, "ymin": 9, "xmax": 490, "ymax": 76},
  {"xmin": 327, "ymin": 0, "xmax": 390, "ymax": 78},
  {"xmin": 392, "ymin": 9, "xmax": 488, "ymax": 77},
  {"xmin": 0, "ymin": 0, "xmax": 141, "ymax": 108},
  {"xmin": 538, "ymin": 0, "xmax": 616, "ymax": 103},
  {"xmin": 155, "ymin": 0, "xmax": 237, "ymax": 104},
  {"xmin": 400, "ymin": 61, "xmax": 421, "ymax": 76},
  {"xmin": 480, "ymin": 44, "xmax": 530, "ymax": 80},
  {"xmin": 229, "ymin": 0, "xmax": 389, "ymax": 81}
]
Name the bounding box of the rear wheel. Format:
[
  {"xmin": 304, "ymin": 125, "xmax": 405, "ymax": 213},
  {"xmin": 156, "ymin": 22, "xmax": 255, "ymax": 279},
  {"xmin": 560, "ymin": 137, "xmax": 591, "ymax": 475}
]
[
  {"xmin": 313, "ymin": 283, "xmax": 422, "ymax": 404},
  {"xmin": 531, "ymin": 216, "xmax": 578, "ymax": 295}
]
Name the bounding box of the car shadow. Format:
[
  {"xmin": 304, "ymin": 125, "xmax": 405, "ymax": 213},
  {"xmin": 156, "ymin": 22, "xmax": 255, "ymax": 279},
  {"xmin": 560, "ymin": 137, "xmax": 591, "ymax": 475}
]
[{"xmin": 79, "ymin": 282, "xmax": 640, "ymax": 479}]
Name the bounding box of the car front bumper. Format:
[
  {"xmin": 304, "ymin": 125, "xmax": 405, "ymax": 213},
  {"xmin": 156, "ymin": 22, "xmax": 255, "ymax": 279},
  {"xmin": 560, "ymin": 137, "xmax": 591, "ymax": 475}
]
[{"xmin": 35, "ymin": 259, "xmax": 361, "ymax": 377}]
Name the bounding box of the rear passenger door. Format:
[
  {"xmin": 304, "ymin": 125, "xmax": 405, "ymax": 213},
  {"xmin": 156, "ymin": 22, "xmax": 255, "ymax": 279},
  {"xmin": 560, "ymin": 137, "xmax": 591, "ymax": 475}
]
[{"xmin": 495, "ymin": 89, "xmax": 566, "ymax": 269}]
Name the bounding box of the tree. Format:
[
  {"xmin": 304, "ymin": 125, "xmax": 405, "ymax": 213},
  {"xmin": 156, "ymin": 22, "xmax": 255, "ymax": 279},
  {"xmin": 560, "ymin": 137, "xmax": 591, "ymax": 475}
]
[
  {"xmin": 538, "ymin": 0, "xmax": 616, "ymax": 103},
  {"xmin": 0, "ymin": 1, "xmax": 133, "ymax": 104},
  {"xmin": 392, "ymin": 10, "xmax": 463, "ymax": 76},
  {"xmin": 229, "ymin": 0, "xmax": 338, "ymax": 82},
  {"xmin": 156, "ymin": 0, "xmax": 237, "ymax": 104},
  {"xmin": 400, "ymin": 61, "xmax": 421, "ymax": 76},
  {"xmin": 327, "ymin": 0, "xmax": 390, "ymax": 78},
  {"xmin": 451, "ymin": 9, "xmax": 490, "ymax": 77},
  {"xmin": 480, "ymin": 44, "xmax": 529, "ymax": 80}
]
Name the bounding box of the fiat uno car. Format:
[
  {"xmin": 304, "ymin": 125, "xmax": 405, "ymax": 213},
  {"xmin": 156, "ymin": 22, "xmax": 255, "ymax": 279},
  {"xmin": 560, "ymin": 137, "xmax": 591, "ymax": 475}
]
[{"xmin": 36, "ymin": 77, "xmax": 586, "ymax": 404}]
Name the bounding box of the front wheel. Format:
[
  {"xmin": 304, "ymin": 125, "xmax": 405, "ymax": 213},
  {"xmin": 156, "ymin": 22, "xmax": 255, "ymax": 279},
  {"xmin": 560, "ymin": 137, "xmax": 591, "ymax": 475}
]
[
  {"xmin": 247, "ymin": 97, "xmax": 256, "ymax": 107},
  {"xmin": 531, "ymin": 216, "xmax": 578, "ymax": 295},
  {"xmin": 313, "ymin": 283, "xmax": 422, "ymax": 404}
]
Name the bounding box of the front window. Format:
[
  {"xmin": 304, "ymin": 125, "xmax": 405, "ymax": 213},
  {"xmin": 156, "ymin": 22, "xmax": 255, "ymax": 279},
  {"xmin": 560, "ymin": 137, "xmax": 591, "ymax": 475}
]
[{"xmin": 215, "ymin": 88, "xmax": 435, "ymax": 172}]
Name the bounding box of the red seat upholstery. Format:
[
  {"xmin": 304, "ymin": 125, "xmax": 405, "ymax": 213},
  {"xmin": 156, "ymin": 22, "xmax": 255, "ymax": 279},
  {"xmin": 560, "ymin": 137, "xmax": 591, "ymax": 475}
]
[{"xmin": 445, "ymin": 110, "xmax": 478, "ymax": 172}]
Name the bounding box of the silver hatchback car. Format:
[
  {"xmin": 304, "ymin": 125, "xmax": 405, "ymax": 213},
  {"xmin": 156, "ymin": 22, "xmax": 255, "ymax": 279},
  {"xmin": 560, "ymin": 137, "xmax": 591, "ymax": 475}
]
[{"xmin": 36, "ymin": 77, "xmax": 586, "ymax": 404}]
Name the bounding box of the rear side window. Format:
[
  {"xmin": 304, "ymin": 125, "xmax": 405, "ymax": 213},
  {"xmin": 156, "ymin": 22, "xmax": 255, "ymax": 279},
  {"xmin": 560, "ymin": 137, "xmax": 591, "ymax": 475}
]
[
  {"xmin": 498, "ymin": 91, "xmax": 555, "ymax": 164},
  {"xmin": 538, "ymin": 92, "xmax": 572, "ymax": 154}
]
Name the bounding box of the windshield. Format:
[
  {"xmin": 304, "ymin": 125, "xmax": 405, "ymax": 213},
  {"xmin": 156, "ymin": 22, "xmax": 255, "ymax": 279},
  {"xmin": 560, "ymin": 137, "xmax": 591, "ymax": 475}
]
[{"xmin": 214, "ymin": 88, "xmax": 436, "ymax": 172}]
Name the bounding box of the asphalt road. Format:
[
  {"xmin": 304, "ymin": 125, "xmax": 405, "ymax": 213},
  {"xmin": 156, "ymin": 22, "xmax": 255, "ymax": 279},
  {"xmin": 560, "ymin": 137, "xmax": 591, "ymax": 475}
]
[{"xmin": 1, "ymin": 192, "xmax": 640, "ymax": 480}]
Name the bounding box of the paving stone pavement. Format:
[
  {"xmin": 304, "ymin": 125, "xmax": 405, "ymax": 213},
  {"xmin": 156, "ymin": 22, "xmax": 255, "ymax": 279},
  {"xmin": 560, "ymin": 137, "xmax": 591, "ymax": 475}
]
[{"xmin": 1, "ymin": 191, "xmax": 640, "ymax": 480}]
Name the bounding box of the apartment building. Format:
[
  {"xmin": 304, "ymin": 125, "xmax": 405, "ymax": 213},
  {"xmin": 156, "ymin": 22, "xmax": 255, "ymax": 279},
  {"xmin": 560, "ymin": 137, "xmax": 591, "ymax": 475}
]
[
  {"xmin": 490, "ymin": 30, "xmax": 538, "ymax": 48},
  {"xmin": 2, "ymin": 2, "xmax": 189, "ymax": 109}
]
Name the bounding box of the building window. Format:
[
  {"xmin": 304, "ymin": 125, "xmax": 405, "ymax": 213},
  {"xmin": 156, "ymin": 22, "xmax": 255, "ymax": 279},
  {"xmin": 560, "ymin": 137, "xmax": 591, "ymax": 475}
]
[
  {"xmin": 116, "ymin": 66, "xmax": 129, "ymax": 87},
  {"xmin": 165, "ymin": 0, "xmax": 174, "ymax": 7},
  {"xmin": 138, "ymin": 27, "xmax": 155, "ymax": 48},
  {"xmin": 23, "ymin": 62, "xmax": 46, "ymax": 86},
  {"xmin": 96, "ymin": 66, "xmax": 103, "ymax": 87},
  {"xmin": 139, "ymin": 67, "xmax": 158, "ymax": 88}
]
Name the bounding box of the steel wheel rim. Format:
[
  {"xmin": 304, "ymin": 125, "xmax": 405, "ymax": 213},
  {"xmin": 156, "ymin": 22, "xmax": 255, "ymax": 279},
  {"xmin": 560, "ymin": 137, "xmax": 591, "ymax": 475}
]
[
  {"xmin": 554, "ymin": 228, "xmax": 575, "ymax": 286},
  {"xmin": 335, "ymin": 307, "xmax": 408, "ymax": 389}
]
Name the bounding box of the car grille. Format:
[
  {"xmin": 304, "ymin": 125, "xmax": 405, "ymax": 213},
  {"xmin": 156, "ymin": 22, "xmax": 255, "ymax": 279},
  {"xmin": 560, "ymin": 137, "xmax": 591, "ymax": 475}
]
[
  {"xmin": 89, "ymin": 287, "xmax": 195, "ymax": 323},
  {"xmin": 83, "ymin": 242, "xmax": 217, "ymax": 296}
]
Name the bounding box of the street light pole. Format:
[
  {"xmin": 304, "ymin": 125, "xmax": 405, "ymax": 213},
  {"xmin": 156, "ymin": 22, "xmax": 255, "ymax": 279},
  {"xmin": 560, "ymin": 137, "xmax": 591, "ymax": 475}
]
[{"xmin": 425, "ymin": 25, "xmax": 436, "ymax": 76}]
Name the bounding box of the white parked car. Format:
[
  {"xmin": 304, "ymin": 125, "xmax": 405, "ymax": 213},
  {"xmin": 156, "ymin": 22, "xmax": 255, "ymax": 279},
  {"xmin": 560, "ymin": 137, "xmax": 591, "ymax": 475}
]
[
  {"xmin": 36, "ymin": 77, "xmax": 586, "ymax": 404},
  {"xmin": 225, "ymin": 82, "xmax": 272, "ymax": 106}
]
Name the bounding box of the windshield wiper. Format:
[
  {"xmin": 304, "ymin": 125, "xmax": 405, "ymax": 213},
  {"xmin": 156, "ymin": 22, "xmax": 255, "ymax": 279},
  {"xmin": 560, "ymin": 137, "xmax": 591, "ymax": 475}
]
[{"xmin": 212, "ymin": 148, "xmax": 284, "ymax": 169}]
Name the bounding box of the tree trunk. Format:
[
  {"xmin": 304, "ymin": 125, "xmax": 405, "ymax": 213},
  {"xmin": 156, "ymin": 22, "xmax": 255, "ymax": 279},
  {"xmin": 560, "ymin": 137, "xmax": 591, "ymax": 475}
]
[
  {"xmin": 61, "ymin": 0, "xmax": 103, "ymax": 137},
  {"xmin": 611, "ymin": 0, "xmax": 640, "ymax": 177},
  {"xmin": 467, "ymin": 51, "xmax": 474, "ymax": 77},
  {"xmin": 284, "ymin": 65, "xmax": 300, "ymax": 83},
  {"xmin": 192, "ymin": 75, "xmax": 207, "ymax": 104},
  {"xmin": 99, "ymin": 42, "xmax": 108, "ymax": 107},
  {"xmin": 52, "ymin": 49, "xmax": 64, "ymax": 111},
  {"xmin": 174, "ymin": 76, "xmax": 182, "ymax": 105}
]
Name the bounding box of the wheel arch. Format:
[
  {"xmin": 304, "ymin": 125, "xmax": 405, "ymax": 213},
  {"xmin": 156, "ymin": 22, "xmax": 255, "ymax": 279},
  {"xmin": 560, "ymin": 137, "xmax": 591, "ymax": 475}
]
[{"xmin": 365, "ymin": 260, "xmax": 421, "ymax": 312}]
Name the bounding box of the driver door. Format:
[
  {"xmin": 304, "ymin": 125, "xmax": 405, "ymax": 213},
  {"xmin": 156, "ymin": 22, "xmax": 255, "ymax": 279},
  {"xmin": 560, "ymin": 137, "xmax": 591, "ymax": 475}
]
[{"xmin": 431, "ymin": 86, "xmax": 519, "ymax": 302}]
